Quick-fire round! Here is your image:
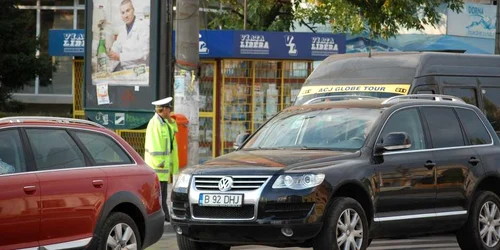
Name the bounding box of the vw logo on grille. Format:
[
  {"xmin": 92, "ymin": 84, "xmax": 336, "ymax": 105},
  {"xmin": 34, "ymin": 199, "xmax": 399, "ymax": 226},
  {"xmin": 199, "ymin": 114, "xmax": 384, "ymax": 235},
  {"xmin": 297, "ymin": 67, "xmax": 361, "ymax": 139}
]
[{"xmin": 218, "ymin": 176, "xmax": 233, "ymax": 192}]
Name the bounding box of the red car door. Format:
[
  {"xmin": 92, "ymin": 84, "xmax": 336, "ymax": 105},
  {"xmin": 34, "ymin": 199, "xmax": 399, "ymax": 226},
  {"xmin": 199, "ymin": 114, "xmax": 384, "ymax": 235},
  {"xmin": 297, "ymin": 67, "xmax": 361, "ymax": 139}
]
[
  {"xmin": 0, "ymin": 128, "xmax": 41, "ymax": 249},
  {"xmin": 24, "ymin": 128, "xmax": 107, "ymax": 248}
]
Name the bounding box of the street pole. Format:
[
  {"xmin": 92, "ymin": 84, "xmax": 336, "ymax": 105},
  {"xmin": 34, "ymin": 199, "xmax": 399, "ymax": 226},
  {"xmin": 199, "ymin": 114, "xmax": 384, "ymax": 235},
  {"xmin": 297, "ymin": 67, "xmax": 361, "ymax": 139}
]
[
  {"xmin": 496, "ymin": 0, "xmax": 500, "ymax": 54},
  {"xmin": 175, "ymin": 0, "xmax": 200, "ymax": 166}
]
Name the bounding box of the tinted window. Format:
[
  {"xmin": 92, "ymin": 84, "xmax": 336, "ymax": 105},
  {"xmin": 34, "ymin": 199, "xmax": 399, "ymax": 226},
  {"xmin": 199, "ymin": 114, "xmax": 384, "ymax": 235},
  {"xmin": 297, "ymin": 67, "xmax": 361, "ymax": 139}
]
[
  {"xmin": 422, "ymin": 107, "xmax": 465, "ymax": 148},
  {"xmin": 0, "ymin": 130, "xmax": 26, "ymax": 174},
  {"xmin": 443, "ymin": 87, "xmax": 477, "ymax": 106},
  {"xmin": 482, "ymin": 87, "xmax": 500, "ymax": 133},
  {"xmin": 74, "ymin": 131, "xmax": 133, "ymax": 165},
  {"xmin": 380, "ymin": 108, "xmax": 426, "ymax": 150},
  {"xmin": 456, "ymin": 108, "xmax": 492, "ymax": 145},
  {"xmin": 26, "ymin": 129, "xmax": 86, "ymax": 171}
]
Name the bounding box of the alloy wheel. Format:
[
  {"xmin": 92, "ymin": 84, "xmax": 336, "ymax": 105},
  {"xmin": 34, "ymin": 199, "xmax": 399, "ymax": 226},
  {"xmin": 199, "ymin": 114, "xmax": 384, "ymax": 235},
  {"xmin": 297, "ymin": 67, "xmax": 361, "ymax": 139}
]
[
  {"xmin": 479, "ymin": 201, "xmax": 500, "ymax": 248},
  {"xmin": 336, "ymin": 208, "xmax": 363, "ymax": 250},
  {"xmin": 107, "ymin": 223, "xmax": 138, "ymax": 250}
]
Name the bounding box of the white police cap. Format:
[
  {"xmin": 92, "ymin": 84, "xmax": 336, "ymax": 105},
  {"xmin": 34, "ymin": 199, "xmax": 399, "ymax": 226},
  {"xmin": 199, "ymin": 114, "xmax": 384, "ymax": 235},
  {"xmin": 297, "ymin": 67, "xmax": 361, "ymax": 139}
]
[{"xmin": 151, "ymin": 97, "xmax": 173, "ymax": 106}]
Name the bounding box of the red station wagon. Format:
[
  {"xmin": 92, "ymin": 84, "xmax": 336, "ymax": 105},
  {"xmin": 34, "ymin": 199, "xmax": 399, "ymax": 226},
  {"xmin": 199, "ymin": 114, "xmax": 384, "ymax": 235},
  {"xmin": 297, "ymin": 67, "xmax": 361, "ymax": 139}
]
[{"xmin": 0, "ymin": 116, "xmax": 164, "ymax": 250}]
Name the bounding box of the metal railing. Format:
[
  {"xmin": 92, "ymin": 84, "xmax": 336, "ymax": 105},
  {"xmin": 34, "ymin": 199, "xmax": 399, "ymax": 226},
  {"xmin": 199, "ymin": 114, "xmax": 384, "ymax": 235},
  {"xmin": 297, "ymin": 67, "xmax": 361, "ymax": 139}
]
[
  {"xmin": 381, "ymin": 94, "xmax": 466, "ymax": 105},
  {"xmin": 0, "ymin": 116, "xmax": 105, "ymax": 128}
]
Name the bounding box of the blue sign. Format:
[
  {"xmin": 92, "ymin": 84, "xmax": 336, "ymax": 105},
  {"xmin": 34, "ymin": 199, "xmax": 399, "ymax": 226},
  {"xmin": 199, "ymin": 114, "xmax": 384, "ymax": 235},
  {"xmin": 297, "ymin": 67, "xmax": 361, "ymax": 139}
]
[
  {"xmin": 49, "ymin": 29, "xmax": 346, "ymax": 60},
  {"xmin": 49, "ymin": 29, "xmax": 85, "ymax": 56}
]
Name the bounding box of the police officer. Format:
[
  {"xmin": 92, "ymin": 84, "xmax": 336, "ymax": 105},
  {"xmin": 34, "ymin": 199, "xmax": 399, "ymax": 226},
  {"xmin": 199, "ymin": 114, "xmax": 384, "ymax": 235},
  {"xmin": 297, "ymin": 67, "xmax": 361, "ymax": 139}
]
[{"xmin": 144, "ymin": 97, "xmax": 179, "ymax": 222}]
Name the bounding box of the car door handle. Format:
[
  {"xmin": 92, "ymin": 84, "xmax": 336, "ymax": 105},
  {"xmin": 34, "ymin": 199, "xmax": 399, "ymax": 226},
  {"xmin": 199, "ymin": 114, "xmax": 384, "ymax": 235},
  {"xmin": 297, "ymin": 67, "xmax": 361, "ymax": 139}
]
[
  {"xmin": 424, "ymin": 161, "xmax": 436, "ymax": 170},
  {"xmin": 23, "ymin": 186, "xmax": 37, "ymax": 194},
  {"xmin": 469, "ymin": 157, "xmax": 481, "ymax": 166},
  {"xmin": 92, "ymin": 180, "xmax": 104, "ymax": 188}
]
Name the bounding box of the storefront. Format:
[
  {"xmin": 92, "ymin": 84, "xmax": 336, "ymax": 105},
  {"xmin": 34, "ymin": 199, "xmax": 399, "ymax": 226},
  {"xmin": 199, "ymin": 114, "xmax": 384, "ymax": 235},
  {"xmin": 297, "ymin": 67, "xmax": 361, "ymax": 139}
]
[{"xmin": 49, "ymin": 29, "xmax": 346, "ymax": 163}]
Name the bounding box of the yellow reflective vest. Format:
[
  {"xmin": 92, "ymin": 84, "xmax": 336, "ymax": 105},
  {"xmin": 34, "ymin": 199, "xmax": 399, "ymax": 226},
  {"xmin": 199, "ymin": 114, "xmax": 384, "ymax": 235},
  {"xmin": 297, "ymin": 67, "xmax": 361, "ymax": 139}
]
[
  {"xmin": 144, "ymin": 113, "xmax": 179, "ymax": 182},
  {"xmin": 167, "ymin": 119, "xmax": 179, "ymax": 174}
]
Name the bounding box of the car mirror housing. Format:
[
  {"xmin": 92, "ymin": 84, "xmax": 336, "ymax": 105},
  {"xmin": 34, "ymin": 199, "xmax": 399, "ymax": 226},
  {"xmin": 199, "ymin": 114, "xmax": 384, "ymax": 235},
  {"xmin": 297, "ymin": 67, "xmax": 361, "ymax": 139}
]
[
  {"xmin": 233, "ymin": 132, "xmax": 250, "ymax": 150},
  {"xmin": 376, "ymin": 132, "xmax": 412, "ymax": 154}
]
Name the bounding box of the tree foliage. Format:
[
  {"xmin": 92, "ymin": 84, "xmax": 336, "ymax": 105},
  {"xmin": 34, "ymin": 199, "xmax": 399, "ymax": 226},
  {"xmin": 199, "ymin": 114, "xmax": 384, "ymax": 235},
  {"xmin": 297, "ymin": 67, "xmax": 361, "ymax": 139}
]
[
  {"xmin": 205, "ymin": 0, "xmax": 302, "ymax": 31},
  {"xmin": 296, "ymin": 0, "xmax": 464, "ymax": 40},
  {"xmin": 0, "ymin": 0, "xmax": 54, "ymax": 109},
  {"xmin": 205, "ymin": 0, "xmax": 464, "ymax": 41}
]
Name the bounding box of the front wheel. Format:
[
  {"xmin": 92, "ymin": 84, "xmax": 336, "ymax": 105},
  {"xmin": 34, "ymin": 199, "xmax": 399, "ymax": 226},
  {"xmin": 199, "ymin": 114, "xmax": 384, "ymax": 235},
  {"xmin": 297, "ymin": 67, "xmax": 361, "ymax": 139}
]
[
  {"xmin": 457, "ymin": 190, "xmax": 500, "ymax": 250},
  {"xmin": 313, "ymin": 197, "xmax": 369, "ymax": 250},
  {"xmin": 96, "ymin": 212, "xmax": 141, "ymax": 250},
  {"xmin": 177, "ymin": 234, "xmax": 230, "ymax": 250}
]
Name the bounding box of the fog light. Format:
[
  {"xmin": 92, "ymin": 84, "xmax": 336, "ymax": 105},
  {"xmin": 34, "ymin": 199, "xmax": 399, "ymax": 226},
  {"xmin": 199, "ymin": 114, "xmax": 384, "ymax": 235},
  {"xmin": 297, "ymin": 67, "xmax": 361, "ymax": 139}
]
[
  {"xmin": 281, "ymin": 227, "xmax": 293, "ymax": 237},
  {"xmin": 175, "ymin": 226, "xmax": 183, "ymax": 235}
]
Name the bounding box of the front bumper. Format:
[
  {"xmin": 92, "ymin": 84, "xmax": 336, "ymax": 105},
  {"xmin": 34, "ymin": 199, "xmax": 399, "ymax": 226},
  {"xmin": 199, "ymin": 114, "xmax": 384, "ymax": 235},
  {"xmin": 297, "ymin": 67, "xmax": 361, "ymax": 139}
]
[{"xmin": 171, "ymin": 220, "xmax": 323, "ymax": 246}]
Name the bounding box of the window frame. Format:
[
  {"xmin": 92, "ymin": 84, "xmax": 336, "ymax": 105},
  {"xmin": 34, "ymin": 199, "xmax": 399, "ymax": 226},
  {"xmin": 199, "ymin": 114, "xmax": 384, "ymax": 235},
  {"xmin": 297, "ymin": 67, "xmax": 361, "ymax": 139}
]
[
  {"xmin": 22, "ymin": 127, "xmax": 92, "ymax": 171},
  {"xmin": 420, "ymin": 106, "xmax": 467, "ymax": 149},
  {"xmin": 68, "ymin": 129, "xmax": 134, "ymax": 166},
  {"xmin": 375, "ymin": 106, "xmax": 430, "ymax": 154},
  {"xmin": 0, "ymin": 128, "xmax": 34, "ymax": 175},
  {"xmin": 454, "ymin": 107, "xmax": 494, "ymax": 146}
]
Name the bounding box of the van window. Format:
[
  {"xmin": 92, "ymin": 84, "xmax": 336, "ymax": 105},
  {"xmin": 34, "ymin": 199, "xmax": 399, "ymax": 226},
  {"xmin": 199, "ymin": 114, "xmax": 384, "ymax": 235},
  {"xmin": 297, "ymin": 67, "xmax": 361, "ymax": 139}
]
[
  {"xmin": 482, "ymin": 87, "xmax": 500, "ymax": 132},
  {"xmin": 443, "ymin": 87, "xmax": 477, "ymax": 106}
]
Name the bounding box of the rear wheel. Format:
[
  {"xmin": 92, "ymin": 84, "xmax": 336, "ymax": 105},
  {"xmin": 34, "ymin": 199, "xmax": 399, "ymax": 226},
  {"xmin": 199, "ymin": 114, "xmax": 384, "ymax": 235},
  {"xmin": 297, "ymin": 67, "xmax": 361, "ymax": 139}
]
[
  {"xmin": 457, "ymin": 190, "xmax": 500, "ymax": 250},
  {"xmin": 313, "ymin": 197, "xmax": 369, "ymax": 250},
  {"xmin": 177, "ymin": 234, "xmax": 230, "ymax": 250},
  {"xmin": 96, "ymin": 212, "xmax": 141, "ymax": 250}
]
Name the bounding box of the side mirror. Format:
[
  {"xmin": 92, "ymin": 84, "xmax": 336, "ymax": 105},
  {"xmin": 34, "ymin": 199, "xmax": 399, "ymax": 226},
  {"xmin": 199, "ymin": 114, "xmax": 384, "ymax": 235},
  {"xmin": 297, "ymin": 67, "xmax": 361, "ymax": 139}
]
[
  {"xmin": 376, "ymin": 132, "xmax": 412, "ymax": 153},
  {"xmin": 234, "ymin": 132, "xmax": 250, "ymax": 150}
]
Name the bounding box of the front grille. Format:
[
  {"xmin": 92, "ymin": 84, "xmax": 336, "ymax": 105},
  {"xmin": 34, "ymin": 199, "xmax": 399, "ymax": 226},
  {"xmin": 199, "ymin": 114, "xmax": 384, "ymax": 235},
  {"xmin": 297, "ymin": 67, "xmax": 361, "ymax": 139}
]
[
  {"xmin": 192, "ymin": 205, "xmax": 254, "ymax": 219},
  {"xmin": 261, "ymin": 203, "xmax": 315, "ymax": 219},
  {"xmin": 194, "ymin": 176, "xmax": 269, "ymax": 191}
]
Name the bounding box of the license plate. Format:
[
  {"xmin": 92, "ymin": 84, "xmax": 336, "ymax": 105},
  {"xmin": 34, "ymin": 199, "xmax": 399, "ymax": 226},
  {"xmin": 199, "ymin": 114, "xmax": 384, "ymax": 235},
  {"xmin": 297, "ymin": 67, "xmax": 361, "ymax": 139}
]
[{"xmin": 199, "ymin": 193, "xmax": 243, "ymax": 207}]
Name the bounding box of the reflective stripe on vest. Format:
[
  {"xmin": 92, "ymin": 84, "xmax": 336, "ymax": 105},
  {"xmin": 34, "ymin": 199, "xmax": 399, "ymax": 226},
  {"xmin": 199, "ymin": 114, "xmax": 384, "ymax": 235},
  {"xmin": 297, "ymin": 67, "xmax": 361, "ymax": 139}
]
[
  {"xmin": 146, "ymin": 149, "xmax": 170, "ymax": 156},
  {"xmin": 155, "ymin": 169, "xmax": 170, "ymax": 174}
]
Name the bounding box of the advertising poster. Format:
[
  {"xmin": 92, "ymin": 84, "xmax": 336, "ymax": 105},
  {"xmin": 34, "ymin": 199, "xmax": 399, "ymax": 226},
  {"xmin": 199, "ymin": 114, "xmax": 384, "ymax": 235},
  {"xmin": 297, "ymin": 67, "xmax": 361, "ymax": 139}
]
[
  {"xmin": 91, "ymin": 0, "xmax": 150, "ymax": 86},
  {"xmin": 447, "ymin": 3, "xmax": 497, "ymax": 39}
]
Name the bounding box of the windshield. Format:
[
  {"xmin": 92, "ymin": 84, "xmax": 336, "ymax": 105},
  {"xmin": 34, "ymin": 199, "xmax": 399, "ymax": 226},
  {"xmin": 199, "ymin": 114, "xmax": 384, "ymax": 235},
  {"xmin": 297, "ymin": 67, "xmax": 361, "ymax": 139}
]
[{"xmin": 243, "ymin": 108, "xmax": 382, "ymax": 151}]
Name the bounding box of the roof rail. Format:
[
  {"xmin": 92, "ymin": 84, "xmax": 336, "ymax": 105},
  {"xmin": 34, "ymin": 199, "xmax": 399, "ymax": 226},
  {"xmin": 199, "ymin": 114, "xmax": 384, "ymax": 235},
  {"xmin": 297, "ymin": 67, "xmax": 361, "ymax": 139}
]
[
  {"xmin": 0, "ymin": 116, "xmax": 106, "ymax": 128},
  {"xmin": 381, "ymin": 94, "xmax": 466, "ymax": 105},
  {"xmin": 303, "ymin": 95, "xmax": 380, "ymax": 105}
]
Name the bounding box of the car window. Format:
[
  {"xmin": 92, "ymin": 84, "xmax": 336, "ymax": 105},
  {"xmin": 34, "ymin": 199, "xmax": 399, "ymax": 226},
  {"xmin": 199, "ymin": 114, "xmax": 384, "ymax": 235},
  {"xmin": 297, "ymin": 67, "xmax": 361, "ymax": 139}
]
[
  {"xmin": 455, "ymin": 108, "xmax": 492, "ymax": 145},
  {"xmin": 379, "ymin": 108, "xmax": 426, "ymax": 150},
  {"xmin": 0, "ymin": 129, "xmax": 26, "ymax": 175},
  {"xmin": 73, "ymin": 131, "xmax": 133, "ymax": 165},
  {"xmin": 443, "ymin": 87, "xmax": 477, "ymax": 106},
  {"xmin": 482, "ymin": 87, "xmax": 500, "ymax": 133},
  {"xmin": 421, "ymin": 107, "xmax": 465, "ymax": 148},
  {"xmin": 26, "ymin": 129, "xmax": 86, "ymax": 171}
]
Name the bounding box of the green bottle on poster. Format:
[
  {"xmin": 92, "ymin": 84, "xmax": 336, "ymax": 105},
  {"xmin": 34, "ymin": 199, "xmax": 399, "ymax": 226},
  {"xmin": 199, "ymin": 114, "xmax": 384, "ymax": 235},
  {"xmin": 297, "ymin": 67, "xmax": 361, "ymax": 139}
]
[
  {"xmin": 96, "ymin": 5, "xmax": 107, "ymax": 73},
  {"xmin": 97, "ymin": 29, "xmax": 107, "ymax": 73}
]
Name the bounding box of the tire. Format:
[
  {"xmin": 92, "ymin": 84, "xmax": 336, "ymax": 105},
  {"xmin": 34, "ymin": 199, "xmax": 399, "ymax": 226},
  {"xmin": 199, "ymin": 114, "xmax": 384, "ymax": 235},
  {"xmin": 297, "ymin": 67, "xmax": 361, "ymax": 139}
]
[
  {"xmin": 96, "ymin": 212, "xmax": 142, "ymax": 250},
  {"xmin": 177, "ymin": 234, "xmax": 230, "ymax": 250},
  {"xmin": 457, "ymin": 190, "xmax": 500, "ymax": 250},
  {"xmin": 313, "ymin": 197, "xmax": 370, "ymax": 250}
]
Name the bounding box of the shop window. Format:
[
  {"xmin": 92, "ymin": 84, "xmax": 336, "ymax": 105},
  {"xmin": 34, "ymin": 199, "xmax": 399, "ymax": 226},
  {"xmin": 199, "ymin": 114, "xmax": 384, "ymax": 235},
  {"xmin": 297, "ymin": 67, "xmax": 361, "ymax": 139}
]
[
  {"xmin": 199, "ymin": 62, "xmax": 215, "ymax": 113},
  {"xmin": 19, "ymin": 0, "xmax": 37, "ymax": 5},
  {"xmin": 39, "ymin": 10, "xmax": 74, "ymax": 95},
  {"xmin": 482, "ymin": 87, "xmax": 500, "ymax": 133},
  {"xmin": 41, "ymin": 0, "xmax": 74, "ymax": 6},
  {"xmin": 15, "ymin": 10, "xmax": 37, "ymax": 94},
  {"xmin": 77, "ymin": 10, "xmax": 85, "ymax": 29},
  {"xmin": 79, "ymin": 0, "xmax": 85, "ymax": 5}
]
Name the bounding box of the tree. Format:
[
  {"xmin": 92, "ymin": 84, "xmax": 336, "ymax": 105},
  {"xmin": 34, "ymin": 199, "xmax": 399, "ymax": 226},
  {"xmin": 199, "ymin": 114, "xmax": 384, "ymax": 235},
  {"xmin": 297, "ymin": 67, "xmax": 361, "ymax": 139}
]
[
  {"xmin": 296, "ymin": 0, "xmax": 464, "ymax": 40},
  {"xmin": 205, "ymin": 0, "xmax": 307, "ymax": 31},
  {"xmin": 0, "ymin": 0, "xmax": 54, "ymax": 110}
]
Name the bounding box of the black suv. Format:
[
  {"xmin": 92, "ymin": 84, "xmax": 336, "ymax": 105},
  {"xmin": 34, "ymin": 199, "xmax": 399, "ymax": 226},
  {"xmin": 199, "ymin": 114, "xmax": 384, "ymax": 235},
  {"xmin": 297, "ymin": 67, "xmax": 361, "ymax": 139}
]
[{"xmin": 170, "ymin": 94, "xmax": 500, "ymax": 250}]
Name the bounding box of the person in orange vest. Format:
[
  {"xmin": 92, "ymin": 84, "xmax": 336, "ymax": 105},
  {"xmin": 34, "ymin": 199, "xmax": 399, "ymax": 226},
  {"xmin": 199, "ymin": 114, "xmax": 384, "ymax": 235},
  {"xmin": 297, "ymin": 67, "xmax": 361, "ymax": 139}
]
[{"xmin": 144, "ymin": 97, "xmax": 179, "ymax": 222}]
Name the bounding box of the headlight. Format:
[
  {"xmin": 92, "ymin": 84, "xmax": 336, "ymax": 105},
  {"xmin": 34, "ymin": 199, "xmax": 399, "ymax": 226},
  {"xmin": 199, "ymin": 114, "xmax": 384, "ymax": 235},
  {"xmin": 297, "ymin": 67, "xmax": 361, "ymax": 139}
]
[
  {"xmin": 272, "ymin": 173, "xmax": 325, "ymax": 190},
  {"xmin": 174, "ymin": 173, "xmax": 192, "ymax": 189}
]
